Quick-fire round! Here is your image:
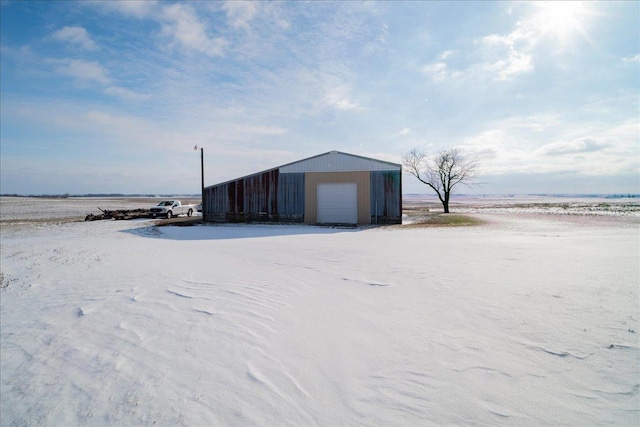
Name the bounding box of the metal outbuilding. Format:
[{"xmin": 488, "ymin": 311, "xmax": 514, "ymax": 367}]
[{"xmin": 203, "ymin": 151, "xmax": 402, "ymax": 225}]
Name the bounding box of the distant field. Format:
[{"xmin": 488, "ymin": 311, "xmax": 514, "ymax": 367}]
[
  {"xmin": 1, "ymin": 195, "xmax": 638, "ymax": 230},
  {"xmin": 0, "ymin": 197, "xmax": 201, "ymax": 225}
]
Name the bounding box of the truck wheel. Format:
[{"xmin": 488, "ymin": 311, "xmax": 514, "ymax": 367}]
[
  {"xmin": 166, "ymin": 210, "xmax": 172, "ymax": 219},
  {"xmin": 187, "ymin": 209, "xmax": 193, "ymax": 217}
]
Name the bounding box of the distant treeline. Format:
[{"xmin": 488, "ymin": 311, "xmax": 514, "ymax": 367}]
[
  {"xmin": 604, "ymin": 194, "xmax": 639, "ymax": 199},
  {"xmin": 405, "ymin": 193, "xmax": 640, "ymax": 199},
  {"xmin": 3, "ymin": 192, "xmax": 637, "ymax": 199},
  {"xmin": 1, "ymin": 193, "xmax": 200, "ymax": 198}
]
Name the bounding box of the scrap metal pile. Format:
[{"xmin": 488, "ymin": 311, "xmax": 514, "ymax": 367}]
[{"xmin": 84, "ymin": 208, "xmax": 151, "ymax": 221}]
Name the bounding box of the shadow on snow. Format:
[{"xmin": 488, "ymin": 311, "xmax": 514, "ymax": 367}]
[{"xmin": 121, "ymin": 222, "xmax": 363, "ymax": 241}]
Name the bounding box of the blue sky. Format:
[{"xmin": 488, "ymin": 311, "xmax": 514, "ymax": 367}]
[{"xmin": 1, "ymin": 1, "xmax": 638, "ymax": 195}]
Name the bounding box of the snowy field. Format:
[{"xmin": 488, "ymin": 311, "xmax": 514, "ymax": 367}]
[{"xmin": 1, "ymin": 196, "xmax": 639, "ymax": 426}]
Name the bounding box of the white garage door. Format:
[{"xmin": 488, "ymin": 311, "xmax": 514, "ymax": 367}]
[{"xmin": 317, "ymin": 183, "xmax": 357, "ymax": 224}]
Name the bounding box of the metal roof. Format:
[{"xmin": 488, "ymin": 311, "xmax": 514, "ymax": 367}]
[
  {"xmin": 280, "ymin": 151, "xmax": 401, "ymax": 173},
  {"xmin": 205, "ymin": 150, "xmax": 401, "ymax": 189}
]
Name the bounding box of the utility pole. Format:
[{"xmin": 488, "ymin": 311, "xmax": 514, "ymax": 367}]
[
  {"xmin": 196, "ymin": 145, "xmax": 205, "ymax": 221},
  {"xmin": 200, "ymin": 147, "xmax": 205, "ymax": 221}
]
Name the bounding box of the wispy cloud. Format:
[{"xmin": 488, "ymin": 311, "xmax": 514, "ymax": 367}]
[
  {"xmin": 538, "ymin": 138, "xmax": 610, "ymax": 156},
  {"xmin": 222, "ymin": 1, "xmax": 259, "ymax": 30},
  {"xmin": 422, "ymin": 62, "xmax": 450, "ymax": 82},
  {"xmin": 104, "ymin": 86, "xmax": 150, "ymax": 102},
  {"xmin": 53, "ymin": 58, "xmax": 110, "ymax": 84},
  {"xmin": 324, "ymin": 87, "xmax": 360, "ymax": 111},
  {"xmin": 421, "ymin": 3, "xmax": 596, "ymax": 85},
  {"xmin": 440, "ymin": 50, "xmax": 454, "ymax": 60},
  {"xmin": 622, "ymin": 53, "xmax": 640, "ymax": 63},
  {"xmin": 481, "ymin": 35, "xmax": 534, "ymax": 81},
  {"xmin": 160, "ymin": 3, "xmax": 227, "ymax": 57},
  {"xmin": 461, "ymin": 115, "xmax": 638, "ymax": 177},
  {"xmin": 50, "ymin": 26, "xmax": 97, "ymax": 50},
  {"xmin": 477, "ymin": 2, "xmax": 595, "ymax": 81}
]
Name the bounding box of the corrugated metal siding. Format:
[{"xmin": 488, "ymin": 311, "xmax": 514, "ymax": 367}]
[
  {"xmin": 204, "ymin": 183, "xmax": 229, "ymax": 222},
  {"xmin": 370, "ymin": 171, "xmax": 402, "ymax": 224},
  {"xmin": 277, "ymin": 173, "xmax": 305, "ymax": 219},
  {"xmin": 204, "ymin": 170, "xmax": 304, "ymax": 222},
  {"xmin": 243, "ymin": 170, "xmax": 278, "ymax": 216},
  {"xmin": 281, "ymin": 151, "xmax": 400, "ymax": 173},
  {"xmin": 304, "ymin": 171, "xmax": 371, "ymax": 224}
]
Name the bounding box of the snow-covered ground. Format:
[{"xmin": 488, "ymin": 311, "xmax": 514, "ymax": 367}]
[
  {"xmin": 1, "ymin": 197, "xmax": 639, "ymax": 426},
  {"xmin": 403, "ymin": 194, "xmax": 640, "ymax": 219}
]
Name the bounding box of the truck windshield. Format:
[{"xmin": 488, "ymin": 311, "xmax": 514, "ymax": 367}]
[{"xmin": 157, "ymin": 201, "xmax": 173, "ymax": 206}]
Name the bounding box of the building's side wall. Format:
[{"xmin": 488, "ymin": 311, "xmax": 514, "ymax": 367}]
[
  {"xmin": 370, "ymin": 170, "xmax": 402, "ymax": 224},
  {"xmin": 304, "ymin": 171, "xmax": 371, "ymax": 224},
  {"xmin": 243, "ymin": 169, "xmax": 278, "ymax": 219},
  {"xmin": 205, "ymin": 183, "xmax": 230, "ymax": 222},
  {"xmin": 277, "ymin": 173, "xmax": 305, "ymax": 221},
  {"xmin": 204, "ymin": 180, "xmax": 239, "ymax": 222},
  {"xmin": 204, "ymin": 170, "xmax": 305, "ymax": 222}
]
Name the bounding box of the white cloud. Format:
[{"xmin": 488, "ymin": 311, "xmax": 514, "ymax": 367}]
[
  {"xmin": 622, "ymin": 53, "xmax": 640, "ymax": 63},
  {"xmin": 237, "ymin": 125, "xmax": 288, "ymax": 137},
  {"xmin": 50, "ymin": 26, "xmax": 97, "ymax": 50},
  {"xmin": 420, "ymin": 22, "xmax": 535, "ymax": 84},
  {"xmin": 422, "ymin": 62, "xmax": 447, "ymax": 81},
  {"xmin": 439, "ymin": 50, "xmax": 454, "ymax": 60},
  {"xmin": 222, "ymin": 1, "xmax": 259, "ymax": 30},
  {"xmin": 324, "ymin": 86, "xmax": 360, "ymax": 111},
  {"xmin": 460, "ymin": 115, "xmax": 639, "ymax": 177},
  {"xmin": 500, "ymin": 114, "xmax": 561, "ymax": 132},
  {"xmin": 481, "ymin": 25, "xmax": 536, "ymax": 81},
  {"xmin": 462, "ymin": 128, "xmax": 508, "ymax": 147},
  {"xmin": 396, "ymin": 128, "xmax": 411, "ymax": 136},
  {"xmin": 160, "ymin": 3, "xmax": 228, "ymax": 57},
  {"xmin": 421, "ymin": 61, "xmax": 461, "ymax": 82},
  {"xmin": 54, "ymin": 59, "xmax": 110, "ymax": 84},
  {"xmin": 325, "ymin": 95, "xmax": 359, "ymax": 111},
  {"xmin": 476, "ymin": 2, "xmax": 596, "ymax": 82},
  {"xmin": 482, "ymin": 24, "xmax": 536, "ymax": 50},
  {"xmin": 104, "ymin": 86, "xmax": 150, "ymax": 101},
  {"xmin": 377, "ymin": 23, "xmax": 389, "ymax": 44},
  {"xmin": 537, "ymin": 138, "xmax": 610, "ymax": 156},
  {"xmin": 495, "ymin": 50, "xmax": 534, "ymax": 81},
  {"xmin": 461, "ymin": 129, "xmax": 508, "ymax": 165}
]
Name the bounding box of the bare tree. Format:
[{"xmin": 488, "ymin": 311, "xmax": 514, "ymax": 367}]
[{"xmin": 403, "ymin": 148, "xmax": 478, "ymax": 213}]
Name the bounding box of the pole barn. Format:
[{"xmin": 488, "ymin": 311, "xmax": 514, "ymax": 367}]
[{"xmin": 203, "ymin": 151, "xmax": 402, "ymax": 225}]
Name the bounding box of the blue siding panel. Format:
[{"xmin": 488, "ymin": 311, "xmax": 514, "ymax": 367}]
[
  {"xmin": 370, "ymin": 171, "xmax": 402, "ymax": 224},
  {"xmin": 277, "ymin": 173, "xmax": 305, "ymax": 218}
]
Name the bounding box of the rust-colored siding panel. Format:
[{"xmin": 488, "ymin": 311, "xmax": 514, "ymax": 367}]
[
  {"xmin": 243, "ymin": 170, "xmax": 275, "ymax": 215},
  {"xmin": 305, "ymin": 171, "xmax": 371, "ymax": 224},
  {"xmin": 204, "ymin": 170, "xmax": 304, "ymax": 222}
]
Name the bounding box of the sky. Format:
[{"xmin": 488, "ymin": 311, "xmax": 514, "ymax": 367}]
[{"xmin": 1, "ymin": 1, "xmax": 638, "ymax": 196}]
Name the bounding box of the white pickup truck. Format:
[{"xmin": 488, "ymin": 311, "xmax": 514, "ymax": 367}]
[{"xmin": 149, "ymin": 200, "xmax": 196, "ymax": 218}]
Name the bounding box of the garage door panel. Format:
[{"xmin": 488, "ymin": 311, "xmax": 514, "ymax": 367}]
[{"xmin": 317, "ymin": 183, "xmax": 357, "ymax": 224}]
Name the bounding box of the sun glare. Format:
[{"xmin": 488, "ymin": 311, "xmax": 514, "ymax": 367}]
[{"xmin": 532, "ymin": 1, "xmax": 591, "ymax": 44}]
